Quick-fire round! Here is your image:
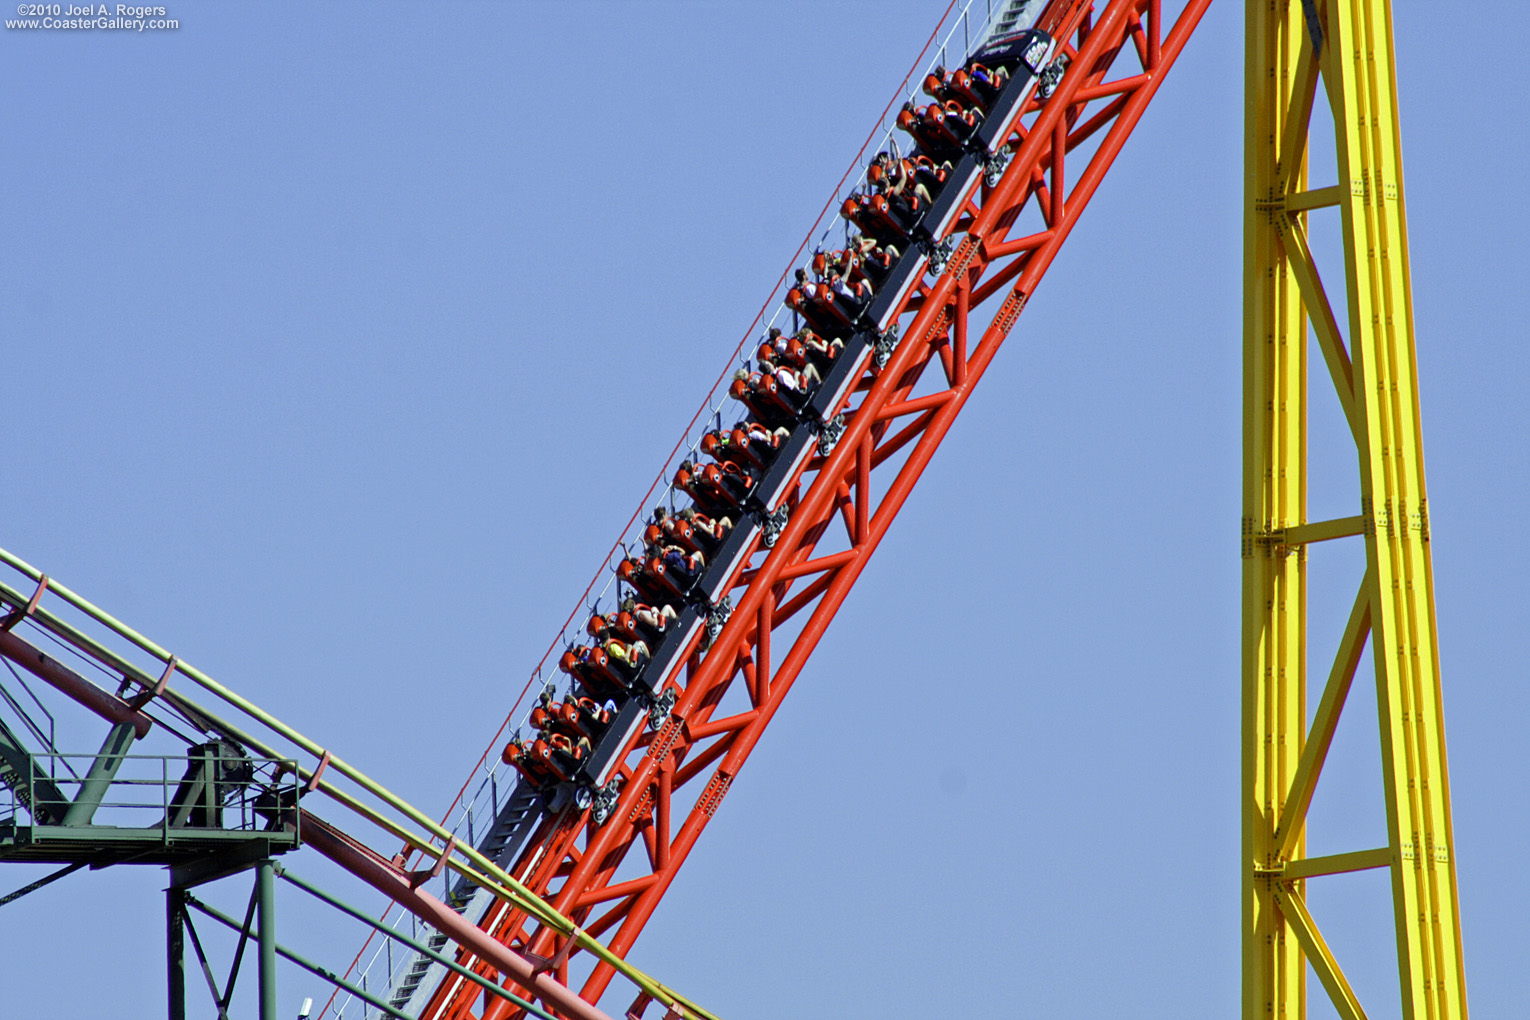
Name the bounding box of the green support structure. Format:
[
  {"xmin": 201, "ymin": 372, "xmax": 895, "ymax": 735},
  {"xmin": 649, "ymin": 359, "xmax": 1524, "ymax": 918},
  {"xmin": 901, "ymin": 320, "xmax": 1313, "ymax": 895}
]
[
  {"xmin": 168, "ymin": 887, "xmax": 187, "ymax": 1020},
  {"xmin": 0, "ymin": 717, "xmax": 69, "ymax": 825},
  {"xmin": 169, "ymin": 852, "xmax": 283, "ymax": 1020},
  {"xmin": 258, "ymin": 858, "xmax": 277, "ymax": 1020},
  {"xmin": 60, "ymin": 722, "xmax": 137, "ymax": 827}
]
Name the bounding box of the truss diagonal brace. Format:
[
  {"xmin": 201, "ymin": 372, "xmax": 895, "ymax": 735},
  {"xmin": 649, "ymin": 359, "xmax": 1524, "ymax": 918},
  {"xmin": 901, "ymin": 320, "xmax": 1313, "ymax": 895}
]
[
  {"xmin": 1274, "ymin": 570, "xmax": 1371, "ymax": 858},
  {"xmin": 1273, "ymin": 885, "xmax": 1370, "ymax": 1020}
]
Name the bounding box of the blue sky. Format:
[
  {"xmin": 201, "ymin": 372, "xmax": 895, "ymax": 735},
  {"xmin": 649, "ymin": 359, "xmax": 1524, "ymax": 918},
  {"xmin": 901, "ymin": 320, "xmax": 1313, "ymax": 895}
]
[{"xmin": 2, "ymin": 2, "xmax": 1526, "ymax": 1018}]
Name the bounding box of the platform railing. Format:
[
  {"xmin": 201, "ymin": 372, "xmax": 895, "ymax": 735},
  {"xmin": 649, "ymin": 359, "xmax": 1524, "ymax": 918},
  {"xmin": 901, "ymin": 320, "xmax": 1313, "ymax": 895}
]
[
  {"xmin": 0, "ymin": 751, "xmax": 299, "ymax": 838},
  {"xmin": 0, "ymin": 548, "xmax": 716, "ymax": 1019},
  {"xmin": 0, "ymin": 4, "xmax": 1034, "ymax": 1015}
]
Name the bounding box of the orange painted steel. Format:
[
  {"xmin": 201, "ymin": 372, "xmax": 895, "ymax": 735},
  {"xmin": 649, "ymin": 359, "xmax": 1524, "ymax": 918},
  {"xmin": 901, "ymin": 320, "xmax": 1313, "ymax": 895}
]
[{"xmin": 413, "ymin": 2, "xmax": 1218, "ymax": 1016}]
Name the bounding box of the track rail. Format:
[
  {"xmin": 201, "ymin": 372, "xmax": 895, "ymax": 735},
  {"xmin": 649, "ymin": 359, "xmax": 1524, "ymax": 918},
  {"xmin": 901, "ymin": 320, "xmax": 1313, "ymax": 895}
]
[{"xmin": 413, "ymin": 2, "xmax": 1217, "ymax": 1016}]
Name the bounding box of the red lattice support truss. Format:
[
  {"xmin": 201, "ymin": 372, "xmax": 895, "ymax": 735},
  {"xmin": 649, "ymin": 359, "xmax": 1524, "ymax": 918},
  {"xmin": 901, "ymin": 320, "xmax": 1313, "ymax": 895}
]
[{"xmin": 421, "ymin": 1, "xmax": 1214, "ymax": 1015}]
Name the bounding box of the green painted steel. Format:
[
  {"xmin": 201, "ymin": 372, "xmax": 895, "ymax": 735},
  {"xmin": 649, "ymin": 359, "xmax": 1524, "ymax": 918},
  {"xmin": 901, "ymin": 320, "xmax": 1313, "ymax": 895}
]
[
  {"xmin": 258, "ymin": 859, "xmax": 278, "ymax": 1020},
  {"xmin": 59, "ymin": 722, "xmax": 138, "ymax": 826},
  {"xmin": 0, "ymin": 716, "xmax": 68, "ymax": 824},
  {"xmin": 168, "ymin": 888, "xmax": 187, "ymax": 1020},
  {"xmin": 0, "ymin": 547, "xmax": 695, "ymax": 1014},
  {"xmin": 0, "ymin": 860, "xmax": 84, "ymax": 907},
  {"xmin": 187, "ymin": 891, "xmax": 413, "ymax": 1020},
  {"xmin": 279, "ymin": 867, "xmax": 561, "ymax": 1020},
  {"xmin": 0, "ymin": 750, "xmax": 299, "ymax": 867}
]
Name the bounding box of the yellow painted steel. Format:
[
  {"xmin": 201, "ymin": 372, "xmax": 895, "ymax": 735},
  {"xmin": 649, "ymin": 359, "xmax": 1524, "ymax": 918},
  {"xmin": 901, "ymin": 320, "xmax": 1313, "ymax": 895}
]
[
  {"xmin": 1244, "ymin": 3, "xmax": 1468, "ymax": 1020},
  {"xmin": 1244, "ymin": 5, "xmax": 1308, "ymax": 1019}
]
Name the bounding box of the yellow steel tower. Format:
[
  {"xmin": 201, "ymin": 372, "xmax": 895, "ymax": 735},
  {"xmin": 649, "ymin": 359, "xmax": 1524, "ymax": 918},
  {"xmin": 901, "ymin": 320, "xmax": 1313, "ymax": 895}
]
[{"xmin": 1245, "ymin": 1, "xmax": 1468, "ymax": 1019}]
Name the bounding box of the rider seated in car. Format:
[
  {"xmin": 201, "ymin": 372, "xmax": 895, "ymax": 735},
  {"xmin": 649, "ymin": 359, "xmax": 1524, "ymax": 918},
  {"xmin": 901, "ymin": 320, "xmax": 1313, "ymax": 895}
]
[
  {"xmin": 965, "ymin": 60, "xmax": 1008, "ymax": 102},
  {"xmin": 557, "ymin": 645, "xmax": 628, "ymax": 704},
  {"xmin": 934, "ymin": 98, "xmax": 979, "ymax": 142},
  {"xmin": 759, "ymin": 347, "xmax": 822, "ymax": 407},
  {"xmin": 759, "ymin": 324, "xmax": 811, "ymax": 370},
  {"xmin": 503, "ymin": 735, "xmax": 562, "ymax": 786},
  {"xmin": 619, "ymin": 594, "xmax": 677, "ymax": 641},
  {"xmin": 897, "ymin": 101, "xmax": 963, "ymax": 163},
  {"xmin": 931, "ymin": 61, "xmax": 1005, "ymax": 112},
  {"xmin": 922, "ymin": 64, "xmax": 953, "ymax": 104},
  {"xmin": 603, "ymin": 635, "xmax": 649, "ymax": 675},
  {"xmin": 649, "ymin": 507, "xmax": 710, "ymax": 558},
  {"xmin": 871, "ymin": 151, "xmax": 934, "ymax": 206},
  {"xmin": 676, "ymin": 457, "xmax": 748, "ymax": 517},
  {"xmin": 795, "ymin": 325, "xmax": 846, "ymax": 370},
  {"xmin": 590, "ymin": 608, "xmax": 639, "ymax": 646},
  {"xmin": 618, "ymin": 555, "xmax": 683, "ymax": 610},
  {"xmin": 643, "ymin": 548, "xmax": 696, "ymax": 600},
  {"xmin": 704, "ymin": 422, "xmax": 778, "ymax": 474},
  {"xmin": 530, "ymin": 688, "xmax": 611, "ymax": 743},
  {"xmin": 512, "ymin": 729, "xmax": 589, "ymax": 784},
  {"xmin": 729, "ymin": 369, "xmax": 800, "ymax": 430},
  {"xmin": 827, "ymin": 267, "xmax": 872, "ymax": 310},
  {"xmin": 677, "ymin": 506, "xmax": 732, "ymax": 545},
  {"xmin": 849, "ymin": 239, "xmax": 897, "ymax": 289},
  {"xmin": 842, "ymin": 190, "xmax": 917, "ymax": 249},
  {"xmin": 789, "ymin": 267, "xmax": 856, "ymax": 335}
]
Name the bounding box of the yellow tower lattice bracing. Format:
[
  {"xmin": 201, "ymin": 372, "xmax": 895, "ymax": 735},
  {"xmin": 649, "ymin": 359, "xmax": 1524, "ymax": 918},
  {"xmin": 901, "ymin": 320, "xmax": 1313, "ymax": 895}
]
[{"xmin": 1244, "ymin": 1, "xmax": 1468, "ymax": 1019}]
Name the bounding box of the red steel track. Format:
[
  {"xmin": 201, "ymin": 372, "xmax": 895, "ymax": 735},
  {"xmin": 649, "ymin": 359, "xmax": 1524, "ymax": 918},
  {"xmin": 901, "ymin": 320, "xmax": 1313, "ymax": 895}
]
[{"xmin": 415, "ymin": 1, "xmax": 1215, "ymax": 1015}]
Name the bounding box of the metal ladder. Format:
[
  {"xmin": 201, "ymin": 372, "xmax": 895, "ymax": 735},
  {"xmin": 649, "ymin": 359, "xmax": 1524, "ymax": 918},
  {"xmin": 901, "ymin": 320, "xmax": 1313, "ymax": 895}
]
[{"xmin": 388, "ymin": 778, "xmax": 545, "ymax": 1014}]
